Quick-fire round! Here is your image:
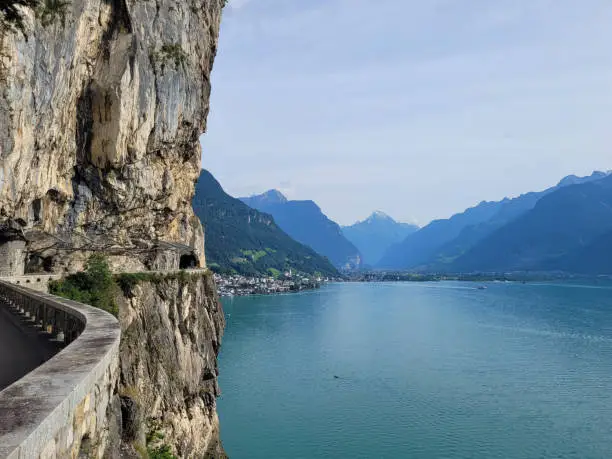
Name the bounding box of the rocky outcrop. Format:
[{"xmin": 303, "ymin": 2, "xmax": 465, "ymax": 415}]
[
  {"xmin": 113, "ymin": 271, "xmax": 225, "ymax": 458},
  {"xmin": 1, "ymin": 0, "xmax": 228, "ymax": 456},
  {"xmin": 0, "ymin": 0, "xmax": 224, "ymax": 272},
  {"xmin": 0, "ymin": 271, "xmax": 226, "ymax": 458}
]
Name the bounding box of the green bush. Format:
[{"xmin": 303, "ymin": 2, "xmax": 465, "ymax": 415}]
[
  {"xmin": 146, "ymin": 425, "xmax": 177, "ymax": 459},
  {"xmin": 150, "ymin": 43, "xmax": 187, "ymax": 69},
  {"xmin": 49, "ymin": 254, "xmax": 119, "ymax": 316},
  {"xmin": 50, "ymin": 257, "xmax": 210, "ymax": 314},
  {"xmin": 148, "ymin": 444, "xmax": 176, "ymax": 459}
]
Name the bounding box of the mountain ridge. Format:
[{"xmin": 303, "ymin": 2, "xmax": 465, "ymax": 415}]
[
  {"xmin": 342, "ymin": 212, "xmax": 419, "ymax": 266},
  {"xmin": 193, "ymin": 171, "xmax": 338, "ymax": 277},
  {"xmin": 240, "ymin": 191, "xmax": 362, "ymax": 270},
  {"xmin": 450, "ymin": 174, "xmax": 612, "ymax": 273},
  {"xmin": 378, "ymin": 171, "xmax": 611, "ymax": 271}
]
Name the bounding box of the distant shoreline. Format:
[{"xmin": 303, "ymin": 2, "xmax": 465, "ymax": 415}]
[
  {"xmin": 214, "ymin": 271, "xmax": 612, "ymax": 297},
  {"xmin": 345, "ymin": 271, "xmax": 612, "ymax": 283},
  {"xmin": 214, "ymin": 273, "xmax": 331, "ymax": 297}
]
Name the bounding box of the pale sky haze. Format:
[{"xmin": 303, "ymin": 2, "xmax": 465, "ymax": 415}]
[{"xmin": 201, "ymin": 0, "xmax": 612, "ymax": 226}]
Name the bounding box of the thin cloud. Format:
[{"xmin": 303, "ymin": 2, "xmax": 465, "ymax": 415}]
[{"xmin": 203, "ymin": 0, "xmax": 612, "ymax": 226}]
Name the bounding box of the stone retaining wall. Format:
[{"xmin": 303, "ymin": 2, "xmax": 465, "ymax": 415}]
[
  {"xmin": 0, "ymin": 275, "xmax": 62, "ymax": 293},
  {"xmin": 0, "ymin": 282, "xmax": 121, "ymax": 458}
]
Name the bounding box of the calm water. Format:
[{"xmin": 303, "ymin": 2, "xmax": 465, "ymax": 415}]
[{"xmin": 218, "ymin": 281, "xmax": 612, "ymax": 458}]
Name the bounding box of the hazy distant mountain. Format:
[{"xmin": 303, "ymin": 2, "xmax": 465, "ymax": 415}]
[
  {"xmin": 424, "ymin": 189, "xmax": 565, "ymax": 269},
  {"xmin": 378, "ymin": 171, "xmax": 610, "ymax": 271},
  {"xmin": 377, "ymin": 200, "xmax": 505, "ymax": 270},
  {"xmin": 554, "ymin": 230, "xmax": 612, "ymax": 275},
  {"xmin": 450, "ymin": 174, "xmax": 612, "ymax": 273},
  {"xmin": 342, "ymin": 212, "xmax": 419, "ymax": 266},
  {"xmin": 241, "ymin": 191, "xmax": 362, "ymax": 270},
  {"xmin": 557, "ymin": 171, "xmax": 610, "ymax": 187},
  {"xmin": 193, "ymin": 171, "xmax": 338, "ymax": 277}
]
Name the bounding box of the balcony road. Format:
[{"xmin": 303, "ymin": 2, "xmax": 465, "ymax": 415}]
[{"xmin": 0, "ymin": 301, "xmax": 55, "ymax": 391}]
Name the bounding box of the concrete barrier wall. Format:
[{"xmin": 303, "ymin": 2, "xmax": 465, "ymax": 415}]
[
  {"xmin": 0, "ymin": 275, "xmax": 63, "ymax": 293},
  {"xmin": 0, "ymin": 282, "xmax": 121, "ymax": 458}
]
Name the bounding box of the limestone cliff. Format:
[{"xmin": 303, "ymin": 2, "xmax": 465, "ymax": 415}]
[
  {"xmin": 112, "ymin": 271, "xmax": 226, "ymax": 458},
  {"xmin": 0, "ymin": 0, "xmax": 224, "ymax": 272},
  {"xmin": 1, "ymin": 0, "xmax": 228, "ymax": 456}
]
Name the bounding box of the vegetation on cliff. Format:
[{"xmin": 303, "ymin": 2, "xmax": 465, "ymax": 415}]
[
  {"xmin": 49, "ymin": 254, "xmax": 119, "ymax": 316},
  {"xmin": 49, "ymin": 255, "xmax": 214, "ymax": 316},
  {"xmin": 2, "ymin": 0, "xmax": 227, "ymax": 456},
  {"xmin": 1, "ymin": 0, "xmax": 222, "ymax": 272},
  {"xmin": 49, "ymin": 257, "xmax": 225, "ymax": 457}
]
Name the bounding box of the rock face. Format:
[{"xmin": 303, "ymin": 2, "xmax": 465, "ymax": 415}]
[
  {"xmin": 0, "ymin": 0, "xmax": 224, "ymax": 272},
  {"xmin": 1, "ymin": 1, "xmax": 228, "ymax": 456},
  {"xmin": 114, "ymin": 272, "xmax": 225, "ymax": 457}
]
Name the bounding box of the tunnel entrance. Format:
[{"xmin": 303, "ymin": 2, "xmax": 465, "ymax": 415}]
[
  {"xmin": 25, "ymin": 254, "xmax": 54, "ymax": 274},
  {"xmin": 179, "ymin": 253, "xmax": 198, "ymax": 269}
]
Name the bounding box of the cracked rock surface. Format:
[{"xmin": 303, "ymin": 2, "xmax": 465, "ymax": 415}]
[
  {"xmin": 115, "ymin": 272, "xmax": 226, "ymax": 458},
  {"xmin": 0, "ymin": 0, "xmax": 224, "ymax": 271}
]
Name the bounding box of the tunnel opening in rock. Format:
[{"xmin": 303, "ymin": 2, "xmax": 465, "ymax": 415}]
[
  {"xmin": 180, "ymin": 253, "xmax": 198, "ymax": 269},
  {"xmin": 25, "ymin": 254, "xmax": 54, "ymax": 274}
]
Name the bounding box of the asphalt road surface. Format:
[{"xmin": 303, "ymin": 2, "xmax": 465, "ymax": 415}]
[{"xmin": 0, "ymin": 305, "xmax": 55, "ymax": 391}]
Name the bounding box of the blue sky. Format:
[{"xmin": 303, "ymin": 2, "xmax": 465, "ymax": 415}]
[{"xmin": 200, "ymin": 0, "xmax": 612, "ymax": 226}]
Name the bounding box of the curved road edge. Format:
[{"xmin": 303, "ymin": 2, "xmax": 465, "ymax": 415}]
[{"xmin": 0, "ymin": 281, "xmax": 121, "ymax": 458}]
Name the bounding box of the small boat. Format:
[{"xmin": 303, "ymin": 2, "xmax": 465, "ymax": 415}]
[{"xmin": 477, "ymin": 285, "xmax": 487, "ymax": 290}]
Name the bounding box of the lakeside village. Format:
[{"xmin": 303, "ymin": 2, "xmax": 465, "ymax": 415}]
[
  {"xmin": 214, "ymin": 268, "xmax": 612, "ymax": 297},
  {"xmin": 214, "ymin": 269, "xmax": 334, "ymax": 296}
]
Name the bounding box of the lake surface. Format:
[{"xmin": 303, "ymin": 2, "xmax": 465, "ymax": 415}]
[{"xmin": 218, "ymin": 281, "xmax": 612, "ymax": 458}]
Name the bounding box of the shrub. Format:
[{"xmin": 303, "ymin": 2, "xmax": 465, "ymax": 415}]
[
  {"xmin": 49, "ymin": 254, "xmax": 119, "ymax": 316},
  {"xmin": 148, "ymin": 444, "xmax": 176, "ymax": 459},
  {"xmin": 51, "ymin": 258, "xmax": 209, "ymax": 314},
  {"xmin": 150, "ymin": 43, "xmax": 187, "ymax": 69},
  {"xmin": 146, "ymin": 425, "xmax": 177, "ymax": 459}
]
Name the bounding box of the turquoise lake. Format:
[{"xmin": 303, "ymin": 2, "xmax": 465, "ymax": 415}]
[{"xmin": 218, "ymin": 281, "xmax": 612, "ymax": 458}]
